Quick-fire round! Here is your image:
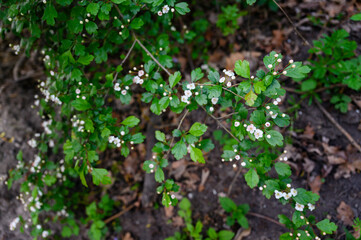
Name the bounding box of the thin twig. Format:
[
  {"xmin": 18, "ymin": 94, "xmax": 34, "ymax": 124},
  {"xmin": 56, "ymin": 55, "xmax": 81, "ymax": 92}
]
[
  {"xmin": 227, "ymin": 168, "xmax": 242, "ymax": 196},
  {"xmin": 104, "ymin": 204, "xmax": 135, "ymax": 224},
  {"xmin": 247, "ymin": 212, "xmax": 285, "ymax": 228},
  {"xmin": 134, "ymin": 36, "xmax": 172, "ymax": 76},
  {"xmin": 113, "ymin": 39, "xmax": 137, "ymax": 82},
  {"xmin": 200, "ymin": 106, "xmax": 241, "ymax": 143},
  {"xmin": 315, "ymin": 100, "xmax": 361, "ymax": 152},
  {"xmin": 215, "ymin": 112, "xmax": 239, "ymax": 120},
  {"xmin": 166, "ymin": 109, "xmax": 189, "ymax": 156},
  {"xmin": 272, "ymin": 0, "xmax": 311, "ymax": 46}
]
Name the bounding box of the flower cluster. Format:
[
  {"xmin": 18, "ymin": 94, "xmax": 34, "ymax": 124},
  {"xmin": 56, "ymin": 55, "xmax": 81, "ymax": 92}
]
[
  {"xmin": 245, "ymin": 123, "xmax": 264, "ymax": 139},
  {"xmin": 71, "ymin": 116, "xmax": 85, "ymax": 132},
  {"xmin": 181, "ymin": 83, "xmax": 196, "ymax": 104},
  {"xmin": 39, "ymin": 82, "xmax": 61, "ymax": 105},
  {"xmin": 157, "ymin": 5, "xmax": 174, "ymax": 16},
  {"xmin": 274, "ymin": 187, "xmax": 297, "ymax": 200},
  {"xmin": 220, "ymin": 69, "xmax": 236, "ymax": 87},
  {"xmin": 9, "ymin": 44, "xmax": 20, "ymax": 55},
  {"xmin": 108, "ymin": 135, "xmax": 122, "ymax": 147}
]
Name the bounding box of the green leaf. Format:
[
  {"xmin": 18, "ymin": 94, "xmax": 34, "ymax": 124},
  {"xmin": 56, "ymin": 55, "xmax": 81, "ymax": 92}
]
[
  {"xmin": 121, "ymin": 116, "xmax": 140, "ymax": 127},
  {"xmin": 274, "ymin": 162, "xmax": 292, "ymax": 177},
  {"xmin": 92, "ymin": 168, "xmax": 111, "ymax": 185},
  {"xmin": 155, "ymin": 167, "xmax": 165, "ymax": 182},
  {"xmin": 71, "ymin": 99, "xmax": 91, "ymax": 111},
  {"xmin": 235, "ymin": 60, "xmax": 250, "ymax": 78},
  {"xmin": 246, "ymin": 0, "xmax": 257, "ymax": 5},
  {"xmin": 155, "ymin": 131, "xmax": 166, "ymax": 142},
  {"xmin": 208, "ymin": 70, "xmax": 220, "ymax": 84},
  {"xmin": 86, "ymin": 3, "xmax": 99, "ymax": 15},
  {"xmin": 198, "ymin": 139, "xmax": 215, "ymax": 152},
  {"xmin": 316, "ymin": 219, "xmax": 337, "ymax": 234},
  {"xmin": 171, "ymin": 141, "xmax": 187, "ymax": 160},
  {"xmin": 292, "ymin": 211, "xmax": 307, "ymax": 228},
  {"xmin": 85, "ymin": 21, "xmax": 98, "ymax": 34},
  {"xmin": 278, "ymin": 214, "xmax": 294, "ymax": 229},
  {"xmin": 207, "ymin": 228, "xmax": 218, "ymax": 239},
  {"xmin": 130, "ymin": 18, "xmax": 144, "ymax": 29},
  {"xmin": 78, "ymin": 54, "xmax": 94, "ymax": 65},
  {"xmin": 44, "ymin": 175, "xmax": 57, "ymax": 186},
  {"xmin": 245, "ymin": 168, "xmax": 259, "ymax": 188},
  {"xmin": 285, "ymin": 62, "xmax": 311, "ymax": 79},
  {"xmin": 169, "ymin": 71, "xmax": 181, "ymax": 88},
  {"xmin": 111, "ymin": 0, "xmax": 127, "ymax": 3},
  {"xmin": 219, "ymin": 197, "xmax": 237, "ymax": 212},
  {"xmin": 301, "ymin": 79, "xmax": 317, "ymax": 92},
  {"xmin": 265, "ymin": 130, "xmax": 283, "ymax": 147},
  {"xmin": 85, "ymin": 119, "xmax": 94, "ymax": 133},
  {"xmin": 190, "ymin": 147, "xmax": 205, "ymax": 163},
  {"xmin": 351, "ymin": 13, "xmax": 361, "ymax": 21},
  {"xmin": 245, "ymin": 90, "xmax": 257, "ymax": 106},
  {"xmin": 189, "ymin": 122, "xmax": 208, "ymax": 137},
  {"xmin": 42, "ymin": 4, "xmax": 58, "ymax": 26},
  {"xmin": 250, "ymin": 110, "xmax": 266, "ymax": 125},
  {"xmin": 254, "ymin": 81, "xmax": 266, "ymax": 94},
  {"xmin": 175, "ymin": 2, "xmax": 190, "ymax": 15},
  {"xmin": 101, "ymin": 128, "xmax": 111, "ymax": 138},
  {"xmin": 131, "ymin": 133, "xmax": 145, "ymax": 144},
  {"xmin": 218, "ymin": 230, "xmax": 235, "ymax": 240},
  {"xmin": 195, "ymin": 94, "xmax": 207, "ymax": 105},
  {"xmin": 87, "ymin": 150, "xmax": 99, "ymax": 163},
  {"xmin": 191, "ymin": 68, "xmax": 204, "ymax": 82}
]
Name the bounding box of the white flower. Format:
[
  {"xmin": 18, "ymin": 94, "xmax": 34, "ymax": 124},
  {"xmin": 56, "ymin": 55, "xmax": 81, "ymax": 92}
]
[
  {"xmin": 267, "ymin": 134, "xmax": 271, "ymax": 139},
  {"xmin": 9, "ymin": 217, "xmax": 19, "ymax": 231},
  {"xmin": 295, "ymin": 203, "xmax": 304, "ymax": 211},
  {"xmin": 157, "ymin": 11, "xmax": 163, "ymax": 16},
  {"xmin": 28, "ymin": 139, "xmax": 37, "ymax": 148},
  {"xmin": 36, "ymin": 224, "xmax": 41, "ymax": 230},
  {"xmin": 283, "ymin": 192, "xmax": 292, "ymax": 200},
  {"xmin": 275, "ymin": 190, "xmax": 283, "ymax": 199},
  {"xmin": 219, "ymin": 77, "xmax": 225, "ymax": 83},
  {"xmin": 138, "ymin": 70, "xmax": 144, "ymax": 77},
  {"xmin": 149, "ymin": 164, "xmax": 154, "ymax": 169},
  {"xmin": 273, "ymin": 101, "xmax": 278, "ymax": 105},
  {"xmin": 114, "ymin": 83, "xmax": 121, "ymax": 91},
  {"xmin": 271, "ymin": 113, "xmax": 278, "ymax": 119},
  {"xmin": 76, "ymin": 89, "xmax": 81, "ymax": 94},
  {"xmin": 290, "ymin": 188, "xmax": 297, "ymax": 197},
  {"xmin": 187, "ymin": 83, "xmax": 195, "ymax": 90},
  {"xmin": 308, "ymin": 203, "xmax": 315, "ymax": 211},
  {"xmin": 133, "ymin": 76, "xmax": 141, "ymax": 84},
  {"xmin": 289, "ymin": 59, "xmax": 294, "ymax": 64},
  {"xmin": 241, "ymin": 161, "xmax": 246, "ymax": 166},
  {"xmin": 226, "ymin": 82, "xmax": 232, "ymax": 87},
  {"xmin": 274, "ymin": 54, "xmax": 279, "ymax": 58},
  {"xmin": 224, "ymin": 70, "xmax": 235, "ymax": 77},
  {"xmin": 246, "ymin": 124, "xmax": 256, "ymax": 134},
  {"xmin": 184, "ymin": 90, "xmax": 192, "ymax": 97},
  {"xmin": 211, "ymin": 97, "xmax": 218, "ymax": 105},
  {"xmin": 265, "ymin": 122, "xmax": 270, "ymax": 127},
  {"xmin": 42, "ymin": 231, "xmax": 49, "ymax": 238},
  {"xmin": 121, "ymin": 90, "xmax": 127, "ymax": 95},
  {"xmin": 235, "ymin": 155, "xmax": 240, "ymax": 160},
  {"xmin": 181, "ymin": 95, "xmax": 188, "ymax": 103},
  {"xmin": 276, "ymin": 97, "xmax": 281, "ymax": 102},
  {"xmin": 120, "ymin": 131, "xmax": 125, "ymax": 136},
  {"xmin": 234, "ymin": 121, "xmax": 240, "ymax": 127},
  {"xmin": 268, "ymin": 64, "xmax": 273, "ymax": 69},
  {"xmin": 108, "ymin": 136, "xmax": 115, "ymax": 143},
  {"xmin": 277, "ymin": 59, "xmax": 282, "ymax": 63},
  {"xmin": 162, "ymin": 5, "xmax": 170, "ymax": 14},
  {"xmin": 254, "ymin": 129, "xmax": 263, "ymax": 139},
  {"xmin": 209, "ymin": 107, "xmax": 214, "ymax": 112}
]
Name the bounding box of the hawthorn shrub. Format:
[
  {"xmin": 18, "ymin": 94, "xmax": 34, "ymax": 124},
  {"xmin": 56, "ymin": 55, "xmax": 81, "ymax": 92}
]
[{"xmin": 1, "ymin": 1, "xmax": 338, "ymax": 239}]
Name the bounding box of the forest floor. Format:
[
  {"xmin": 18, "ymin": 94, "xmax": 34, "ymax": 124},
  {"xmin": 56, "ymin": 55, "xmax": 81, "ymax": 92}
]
[{"xmin": 1, "ymin": 0, "xmax": 361, "ymax": 239}]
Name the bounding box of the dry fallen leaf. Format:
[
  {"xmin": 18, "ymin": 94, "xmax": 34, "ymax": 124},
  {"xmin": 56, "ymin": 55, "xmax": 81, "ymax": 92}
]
[
  {"xmin": 198, "ymin": 168, "xmax": 210, "ymax": 192},
  {"xmin": 303, "ymin": 125, "xmax": 315, "ymax": 139},
  {"xmin": 123, "ymin": 232, "xmax": 134, "ymax": 240},
  {"xmin": 337, "ymin": 201, "xmax": 354, "ymax": 226},
  {"xmin": 234, "ymin": 227, "xmax": 251, "ymax": 240},
  {"xmin": 164, "ymin": 206, "xmax": 174, "ymax": 218},
  {"xmin": 308, "ymin": 175, "xmax": 323, "ymax": 194},
  {"xmin": 225, "ymin": 52, "xmax": 244, "ymax": 70},
  {"xmin": 303, "ymin": 158, "xmax": 315, "ymax": 174}
]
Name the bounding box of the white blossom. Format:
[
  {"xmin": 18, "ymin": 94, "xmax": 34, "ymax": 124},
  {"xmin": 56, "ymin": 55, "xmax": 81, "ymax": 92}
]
[
  {"xmin": 186, "ymin": 83, "xmax": 195, "ymax": 90},
  {"xmin": 162, "ymin": 5, "xmax": 170, "ymax": 14},
  {"xmin": 308, "ymin": 203, "xmax": 315, "ymax": 211},
  {"xmin": 246, "ymin": 124, "xmax": 256, "ymax": 134},
  {"xmin": 211, "ymin": 97, "xmax": 218, "ymax": 105},
  {"xmin": 254, "ymin": 129, "xmax": 263, "ymax": 139},
  {"xmin": 234, "ymin": 121, "xmax": 240, "ymax": 127},
  {"xmin": 295, "ymin": 202, "xmax": 304, "ymax": 211}
]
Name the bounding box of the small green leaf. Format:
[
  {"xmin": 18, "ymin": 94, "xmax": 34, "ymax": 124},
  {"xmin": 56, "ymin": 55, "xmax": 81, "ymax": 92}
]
[
  {"xmin": 78, "ymin": 54, "xmax": 94, "ymax": 65},
  {"xmin": 275, "ymin": 162, "xmax": 292, "ymax": 177},
  {"xmin": 265, "ymin": 130, "xmax": 283, "ymax": 146},
  {"xmin": 254, "ymin": 81, "xmax": 266, "ymax": 94},
  {"xmin": 219, "ymin": 197, "xmax": 237, "ymax": 212},
  {"xmin": 169, "ymin": 71, "xmax": 181, "ymax": 88},
  {"xmin": 42, "ymin": 4, "xmax": 58, "ymax": 26},
  {"xmin": 351, "ymin": 13, "xmax": 361, "ymax": 21},
  {"xmin": 190, "ymin": 147, "xmax": 205, "ymax": 163},
  {"xmin": 235, "ymin": 60, "xmax": 250, "ymax": 78},
  {"xmin": 245, "ymin": 90, "xmax": 257, "ymax": 106},
  {"xmin": 155, "ymin": 131, "xmax": 166, "ymax": 142},
  {"xmin": 218, "ymin": 230, "xmax": 235, "ymax": 240},
  {"xmin": 191, "ymin": 68, "xmax": 204, "ymax": 82},
  {"xmin": 86, "ymin": 3, "xmax": 99, "ymax": 15},
  {"xmin": 155, "ymin": 167, "xmax": 165, "ymax": 182},
  {"xmin": 250, "ymin": 110, "xmax": 266, "ymax": 125},
  {"xmin": 130, "ymin": 18, "xmax": 144, "ymax": 29},
  {"xmin": 189, "ymin": 122, "xmax": 208, "ymax": 137},
  {"xmin": 92, "ymin": 168, "xmax": 111, "ymax": 185},
  {"xmin": 121, "ymin": 116, "xmax": 140, "ymax": 127},
  {"xmin": 316, "ymin": 219, "xmax": 338, "ymax": 234},
  {"xmin": 246, "ymin": 0, "xmax": 257, "ymax": 5},
  {"xmin": 71, "ymin": 99, "xmax": 91, "ymax": 111},
  {"xmin": 171, "ymin": 141, "xmax": 187, "ymax": 160},
  {"xmin": 245, "ymin": 168, "xmax": 259, "ymax": 188},
  {"xmin": 175, "ymin": 2, "xmax": 190, "ymax": 15}
]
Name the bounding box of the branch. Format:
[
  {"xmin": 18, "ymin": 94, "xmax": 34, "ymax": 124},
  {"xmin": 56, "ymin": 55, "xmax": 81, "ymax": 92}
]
[
  {"xmin": 247, "ymin": 212, "xmax": 286, "ymax": 228},
  {"xmin": 165, "ymin": 109, "xmax": 189, "ymax": 156},
  {"xmin": 134, "ymin": 36, "xmax": 172, "ymax": 76},
  {"xmin": 272, "ymin": 0, "xmax": 311, "ymax": 46},
  {"xmin": 104, "ymin": 203, "xmax": 135, "ymax": 224},
  {"xmin": 315, "ymin": 100, "xmax": 361, "ymax": 152},
  {"xmin": 200, "ymin": 106, "xmax": 241, "ymax": 143}
]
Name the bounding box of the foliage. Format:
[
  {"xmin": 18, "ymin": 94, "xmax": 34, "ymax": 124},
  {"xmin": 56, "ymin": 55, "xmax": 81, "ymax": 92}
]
[
  {"xmin": 165, "ymin": 198, "xmax": 235, "ymax": 240},
  {"xmin": 216, "ymin": 5, "xmax": 247, "ymax": 36},
  {"xmin": 219, "ymin": 197, "xmax": 249, "ymax": 229},
  {"xmin": 295, "ymin": 29, "xmax": 360, "ymax": 112}
]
